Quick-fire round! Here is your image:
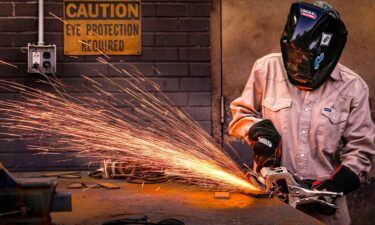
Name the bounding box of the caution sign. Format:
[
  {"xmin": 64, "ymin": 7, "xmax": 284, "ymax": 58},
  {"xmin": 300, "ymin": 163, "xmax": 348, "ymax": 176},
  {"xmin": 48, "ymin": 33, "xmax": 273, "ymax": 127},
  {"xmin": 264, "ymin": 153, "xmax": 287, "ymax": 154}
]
[{"xmin": 64, "ymin": 0, "xmax": 141, "ymax": 55}]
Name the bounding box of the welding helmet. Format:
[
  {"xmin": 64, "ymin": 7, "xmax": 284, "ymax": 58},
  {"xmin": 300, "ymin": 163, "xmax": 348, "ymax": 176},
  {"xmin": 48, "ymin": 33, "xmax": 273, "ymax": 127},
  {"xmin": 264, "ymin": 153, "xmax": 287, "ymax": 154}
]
[{"xmin": 280, "ymin": 1, "xmax": 347, "ymax": 90}]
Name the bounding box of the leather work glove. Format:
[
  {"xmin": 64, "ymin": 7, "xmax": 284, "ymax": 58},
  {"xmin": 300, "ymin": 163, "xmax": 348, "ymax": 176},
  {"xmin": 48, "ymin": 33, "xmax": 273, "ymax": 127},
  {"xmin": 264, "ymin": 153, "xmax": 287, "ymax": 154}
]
[
  {"xmin": 298, "ymin": 165, "xmax": 360, "ymax": 216},
  {"xmin": 312, "ymin": 165, "xmax": 360, "ymax": 195},
  {"xmin": 248, "ymin": 119, "xmax": 281, "ymax": 173}
]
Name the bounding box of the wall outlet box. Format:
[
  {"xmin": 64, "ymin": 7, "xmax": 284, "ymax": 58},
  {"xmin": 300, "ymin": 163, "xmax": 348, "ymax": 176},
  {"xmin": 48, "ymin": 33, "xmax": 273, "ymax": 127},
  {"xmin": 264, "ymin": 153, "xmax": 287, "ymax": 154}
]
[{"xmin": 27, "ymin": 44, "xmax": 57, "ymax": 74}]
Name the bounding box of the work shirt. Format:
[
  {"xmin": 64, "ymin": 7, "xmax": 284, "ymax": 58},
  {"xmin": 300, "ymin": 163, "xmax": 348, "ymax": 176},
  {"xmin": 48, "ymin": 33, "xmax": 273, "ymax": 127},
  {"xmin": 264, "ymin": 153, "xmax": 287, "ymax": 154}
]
[{"xmin": 229, "ymin": 53, "xmax": 375, "ymax": 182}]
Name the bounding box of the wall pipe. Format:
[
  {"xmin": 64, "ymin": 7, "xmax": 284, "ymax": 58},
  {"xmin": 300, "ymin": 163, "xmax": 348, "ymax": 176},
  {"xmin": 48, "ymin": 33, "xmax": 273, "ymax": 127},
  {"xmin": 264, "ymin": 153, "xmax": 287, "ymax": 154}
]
[{"xmin": 38, "ymin": 0, "xmax": 44, "ymax": 45}]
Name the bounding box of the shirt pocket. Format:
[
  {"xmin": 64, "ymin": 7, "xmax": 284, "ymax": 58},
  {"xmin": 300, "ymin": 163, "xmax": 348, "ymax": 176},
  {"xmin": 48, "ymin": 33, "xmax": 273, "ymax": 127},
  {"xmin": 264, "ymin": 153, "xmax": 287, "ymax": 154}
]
[
  {"xmin": 262, "ymin": 98, "xmax": 292, "ymax": 134},
  {"xmin": 318, "ymin": 107, "xmax": 348, "ymax": 153}
]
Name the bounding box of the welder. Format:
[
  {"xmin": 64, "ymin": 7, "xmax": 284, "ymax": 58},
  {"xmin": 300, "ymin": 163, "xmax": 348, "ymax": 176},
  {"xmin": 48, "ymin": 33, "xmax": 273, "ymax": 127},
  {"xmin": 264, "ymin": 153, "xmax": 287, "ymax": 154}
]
[{"xmin": 229, "ymin": 1, "xmax": 375, "ymax": 224}]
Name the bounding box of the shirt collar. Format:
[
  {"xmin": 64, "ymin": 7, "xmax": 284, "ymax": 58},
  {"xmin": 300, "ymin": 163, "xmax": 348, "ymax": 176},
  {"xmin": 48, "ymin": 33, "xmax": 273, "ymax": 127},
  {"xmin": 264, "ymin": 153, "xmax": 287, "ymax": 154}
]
[{"xmin": 330, "ymin": 64, "xmax": 342, "ymax": 81}]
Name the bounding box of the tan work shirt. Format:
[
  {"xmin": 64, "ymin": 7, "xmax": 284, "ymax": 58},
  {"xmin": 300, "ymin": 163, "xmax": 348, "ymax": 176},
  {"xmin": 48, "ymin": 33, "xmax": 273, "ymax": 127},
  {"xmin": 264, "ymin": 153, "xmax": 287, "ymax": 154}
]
[{"xmin": 229, "ymin": 53, "xmax": 375, "ymax": 182}]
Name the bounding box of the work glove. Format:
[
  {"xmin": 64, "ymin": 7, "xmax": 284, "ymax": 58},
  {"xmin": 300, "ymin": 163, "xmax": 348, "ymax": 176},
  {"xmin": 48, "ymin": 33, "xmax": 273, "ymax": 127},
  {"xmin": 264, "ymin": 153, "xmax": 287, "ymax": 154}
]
[
  {"xmin": 297, "ymin": 165, "xmax": 360, "ymax": 215},
  {"xmin": 248, "ymin": 119, "xmax": 281, "ymax": 173},
  {"xmin": 312, "ymin": 165, "xmax": 360, "ymax": 195}
]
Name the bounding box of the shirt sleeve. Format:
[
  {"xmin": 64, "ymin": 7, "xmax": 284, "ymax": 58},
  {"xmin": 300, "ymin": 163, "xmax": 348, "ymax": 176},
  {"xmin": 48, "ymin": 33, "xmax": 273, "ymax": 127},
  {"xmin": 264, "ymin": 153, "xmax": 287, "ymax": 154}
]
[
  {"xmin": 229, "ymin": 60, "xmax": 264, "ymax": 143},
  {"xmin": 341, "ymin": 80, "xmax": 375, "ymax": 183}
]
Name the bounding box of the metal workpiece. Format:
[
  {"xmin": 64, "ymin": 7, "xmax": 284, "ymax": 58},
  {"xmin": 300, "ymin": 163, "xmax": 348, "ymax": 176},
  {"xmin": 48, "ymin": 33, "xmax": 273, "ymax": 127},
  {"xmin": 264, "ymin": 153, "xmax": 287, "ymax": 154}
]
[
  {"xmin": 0, "ymin": 163, "xmax": 71, "ymax": 225},
  {"xmin": 0, "ymin": 166, "xmax": 325, "ymax": 224},
  {"xmin": 51, "ymin": 175, "xmax": 324, "ymax": 225},
  {"xmin": 256, "ymin": 166, "xmax": 344, "ymax": 213}
]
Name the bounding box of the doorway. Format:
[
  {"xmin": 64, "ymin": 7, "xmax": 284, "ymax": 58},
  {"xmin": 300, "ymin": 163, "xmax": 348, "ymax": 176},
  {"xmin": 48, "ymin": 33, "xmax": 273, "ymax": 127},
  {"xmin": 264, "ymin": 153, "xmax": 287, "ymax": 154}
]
[{"xmin": 211, "ymin": 0, "xmax": 293, "ymax": 167}]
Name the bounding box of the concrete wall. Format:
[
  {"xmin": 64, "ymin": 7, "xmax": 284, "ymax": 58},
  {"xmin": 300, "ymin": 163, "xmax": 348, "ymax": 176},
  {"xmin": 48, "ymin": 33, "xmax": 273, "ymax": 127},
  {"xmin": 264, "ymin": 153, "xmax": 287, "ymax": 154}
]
[{"xmin": 0, "ymin": 0, "xmax": 211, "ymax": 171}]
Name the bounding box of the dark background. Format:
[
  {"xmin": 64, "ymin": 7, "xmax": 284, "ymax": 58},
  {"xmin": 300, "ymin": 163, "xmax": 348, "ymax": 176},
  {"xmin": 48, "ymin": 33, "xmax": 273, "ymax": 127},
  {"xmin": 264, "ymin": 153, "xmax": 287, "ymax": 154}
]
[{"xmin": 0, "ymin": 0, "xmax": 374, "ymax": 224}]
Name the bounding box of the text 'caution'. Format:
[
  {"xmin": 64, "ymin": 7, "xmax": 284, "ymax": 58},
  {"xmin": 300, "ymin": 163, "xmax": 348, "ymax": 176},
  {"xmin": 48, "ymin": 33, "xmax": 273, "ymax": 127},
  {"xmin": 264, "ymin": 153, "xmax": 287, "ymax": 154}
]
[{"xmin": 64, "ymin": 0, "xmax": 142, "ymax": 55}]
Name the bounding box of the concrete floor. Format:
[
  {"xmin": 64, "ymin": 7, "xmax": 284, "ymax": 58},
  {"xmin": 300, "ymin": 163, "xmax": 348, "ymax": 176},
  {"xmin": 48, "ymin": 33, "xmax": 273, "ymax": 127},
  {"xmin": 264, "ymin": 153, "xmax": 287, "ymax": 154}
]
[{"xmin": 44, "ymin": 174, "xmax": 324, "ymax": 225}]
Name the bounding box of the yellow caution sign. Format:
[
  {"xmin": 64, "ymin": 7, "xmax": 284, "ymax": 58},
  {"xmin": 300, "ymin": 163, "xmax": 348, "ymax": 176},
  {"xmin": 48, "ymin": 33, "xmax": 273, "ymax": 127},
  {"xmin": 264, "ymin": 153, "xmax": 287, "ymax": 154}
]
[{"xmin": 64, "ymin": 0, "xmax": 141, "ymax": 55}]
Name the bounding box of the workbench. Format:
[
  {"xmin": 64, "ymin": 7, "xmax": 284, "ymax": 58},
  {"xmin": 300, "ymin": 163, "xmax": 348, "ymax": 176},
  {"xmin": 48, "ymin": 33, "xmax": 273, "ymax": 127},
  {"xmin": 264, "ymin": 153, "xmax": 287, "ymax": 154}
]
[{"xmin": 12, "ymin": 172, "xmax": 324, "ymax": 225}]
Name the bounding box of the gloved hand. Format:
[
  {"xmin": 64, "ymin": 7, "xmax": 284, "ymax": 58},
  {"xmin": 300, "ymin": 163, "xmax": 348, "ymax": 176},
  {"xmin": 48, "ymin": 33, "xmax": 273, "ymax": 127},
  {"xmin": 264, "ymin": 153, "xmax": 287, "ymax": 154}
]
[
  {"xmin": 248, "ymin": 119, "xmax": 281, "ymax": 173},
  {"xmin": 297, "ymin": 165, "xmax": 360, "ymax": 215},
  {"xmin": 312, "ymin": 165, "xmax": 360, "ymax": 195}
]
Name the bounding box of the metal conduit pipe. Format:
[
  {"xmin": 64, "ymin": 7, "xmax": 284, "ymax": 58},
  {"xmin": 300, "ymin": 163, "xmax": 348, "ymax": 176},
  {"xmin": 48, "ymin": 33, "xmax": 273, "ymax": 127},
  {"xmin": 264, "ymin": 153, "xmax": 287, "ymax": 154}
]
[{"xmin": 38, "ymin": 0, "xmax": 44, "ymax": 45}]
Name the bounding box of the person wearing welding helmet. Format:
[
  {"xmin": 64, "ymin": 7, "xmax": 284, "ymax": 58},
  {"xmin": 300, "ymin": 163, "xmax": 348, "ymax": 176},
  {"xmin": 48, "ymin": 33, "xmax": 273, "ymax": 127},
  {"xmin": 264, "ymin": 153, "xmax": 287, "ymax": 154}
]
[{"xmin": 229, "ymin": 1, "xmax": 375, "ymax": 225}]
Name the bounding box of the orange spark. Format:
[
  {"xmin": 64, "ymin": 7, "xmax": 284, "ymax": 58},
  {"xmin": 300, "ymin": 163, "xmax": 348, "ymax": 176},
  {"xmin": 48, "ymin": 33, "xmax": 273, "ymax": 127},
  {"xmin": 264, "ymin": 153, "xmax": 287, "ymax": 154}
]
[
  {"xmin": 0, "ymin": 60, "xmax": 18, "ymax": 69},
  {"xmin": 0, "ymin": 62, "xmax": 261, "ymax": 194}
]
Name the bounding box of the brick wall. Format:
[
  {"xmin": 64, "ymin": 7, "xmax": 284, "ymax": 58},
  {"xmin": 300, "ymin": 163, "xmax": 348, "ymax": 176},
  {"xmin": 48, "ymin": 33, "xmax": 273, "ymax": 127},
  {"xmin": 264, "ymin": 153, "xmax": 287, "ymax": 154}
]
[{"xmin": 0, "ymin": 0, "xmax": 211, "ymax": 171}]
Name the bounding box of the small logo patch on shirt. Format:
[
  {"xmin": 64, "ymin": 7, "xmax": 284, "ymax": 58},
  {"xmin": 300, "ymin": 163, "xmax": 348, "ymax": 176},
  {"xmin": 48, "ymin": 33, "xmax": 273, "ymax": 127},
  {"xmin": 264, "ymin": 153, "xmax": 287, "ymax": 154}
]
[{"xmin": 324, "ymin": 107, "xmax": 332, "ymax": 112}]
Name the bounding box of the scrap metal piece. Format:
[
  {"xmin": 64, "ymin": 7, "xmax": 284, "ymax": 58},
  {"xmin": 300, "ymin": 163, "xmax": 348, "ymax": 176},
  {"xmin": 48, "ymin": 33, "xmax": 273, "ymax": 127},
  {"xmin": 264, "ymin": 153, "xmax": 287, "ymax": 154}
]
[
  {"xmin": 83, "ymin": 182, "xmax": 100, "ymax": 188},
  {"xmin": 59, "ymin": 174, "xmax": 81, "ymax": 179},
  {"xmin": 214, "ymin": 192, "xmax": 230, "ymax": 199},
  {"xmin": 99, "ymin": 182, "xmax": 121, "ymax": 189},
  {"xmin": 42, "ymin": 171, "xmax": 81, "ymax": 177},
  {"xmin": 68, "ymin": 182, "xmax": 84, "ymax": 189}
]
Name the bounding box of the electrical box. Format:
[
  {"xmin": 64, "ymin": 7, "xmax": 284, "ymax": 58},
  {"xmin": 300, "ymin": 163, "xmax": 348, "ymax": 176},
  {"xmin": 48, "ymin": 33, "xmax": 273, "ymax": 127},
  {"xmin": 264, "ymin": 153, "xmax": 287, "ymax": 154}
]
[{"xmin": 27, "ymin": 44, "xmax": 57, "ymax": 74}]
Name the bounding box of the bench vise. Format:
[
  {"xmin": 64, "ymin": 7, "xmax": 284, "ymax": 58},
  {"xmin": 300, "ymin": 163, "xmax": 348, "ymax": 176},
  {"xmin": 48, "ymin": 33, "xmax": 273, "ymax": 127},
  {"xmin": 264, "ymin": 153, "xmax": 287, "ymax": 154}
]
[{"xmin": 0, "ymin": 163, "xmax": 71, "ymax": 225}]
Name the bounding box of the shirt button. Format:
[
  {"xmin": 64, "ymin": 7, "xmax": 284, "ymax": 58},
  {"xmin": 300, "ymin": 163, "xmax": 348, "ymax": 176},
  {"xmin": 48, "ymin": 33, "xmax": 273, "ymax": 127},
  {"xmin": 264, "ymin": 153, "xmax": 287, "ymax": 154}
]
[{"xmin": 302, "ymin": 130, "xmax": 306, "ymax": 134}]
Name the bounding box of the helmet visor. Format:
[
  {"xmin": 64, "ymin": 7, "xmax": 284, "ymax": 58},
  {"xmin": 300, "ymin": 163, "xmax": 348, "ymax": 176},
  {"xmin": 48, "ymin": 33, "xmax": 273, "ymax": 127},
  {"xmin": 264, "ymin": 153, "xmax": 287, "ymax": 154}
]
[{"xmin": 283, "ymin": 44, "xmax": 314, "ymax": 85}]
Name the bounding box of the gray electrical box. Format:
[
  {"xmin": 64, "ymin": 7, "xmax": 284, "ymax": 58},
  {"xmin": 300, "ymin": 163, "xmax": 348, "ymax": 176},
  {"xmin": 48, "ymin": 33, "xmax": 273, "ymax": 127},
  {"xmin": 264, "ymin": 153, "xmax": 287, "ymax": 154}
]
[{"xmin": 27, "ymin": 44, "xmax": 57, "ymax": 74}]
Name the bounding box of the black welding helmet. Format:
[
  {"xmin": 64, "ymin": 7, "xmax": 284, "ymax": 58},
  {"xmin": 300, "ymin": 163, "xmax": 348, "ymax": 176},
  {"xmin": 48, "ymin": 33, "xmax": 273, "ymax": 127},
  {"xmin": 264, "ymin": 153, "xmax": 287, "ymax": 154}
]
[{"xmin": 280, "ymin": 1, "xmax": 347, "ymax": 90}]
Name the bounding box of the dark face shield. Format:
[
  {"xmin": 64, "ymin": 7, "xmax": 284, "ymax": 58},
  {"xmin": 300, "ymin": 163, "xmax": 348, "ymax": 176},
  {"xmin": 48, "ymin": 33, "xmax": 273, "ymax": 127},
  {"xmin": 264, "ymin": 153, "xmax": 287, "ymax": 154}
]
[
  {"xmin": 283, "ymin": 45, "xmax": 314, "ymax": 88},
  {"xmin": 280, "ymin": 2, "xmax": 347, "ymax": 90}
]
